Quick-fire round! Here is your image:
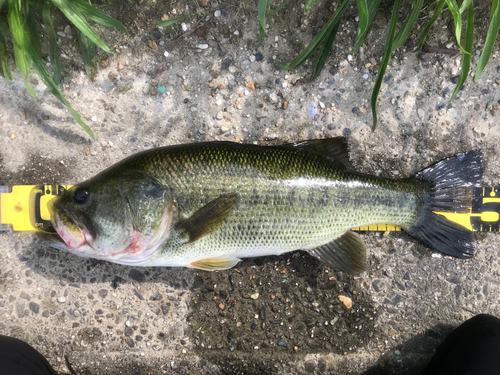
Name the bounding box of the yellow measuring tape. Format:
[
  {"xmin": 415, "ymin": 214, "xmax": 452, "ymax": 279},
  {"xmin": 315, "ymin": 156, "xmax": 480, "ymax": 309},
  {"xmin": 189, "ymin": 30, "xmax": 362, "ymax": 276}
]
[{"xmin": 1, "ymin": 185, "xmax": 500, "ymax": 232}]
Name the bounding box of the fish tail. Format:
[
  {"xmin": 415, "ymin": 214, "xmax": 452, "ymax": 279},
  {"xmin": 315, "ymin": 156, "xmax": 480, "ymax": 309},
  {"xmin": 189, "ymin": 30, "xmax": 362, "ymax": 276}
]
[{"xmin": 408, "ymin": 150, "xmax": 484, "ymax": 258}]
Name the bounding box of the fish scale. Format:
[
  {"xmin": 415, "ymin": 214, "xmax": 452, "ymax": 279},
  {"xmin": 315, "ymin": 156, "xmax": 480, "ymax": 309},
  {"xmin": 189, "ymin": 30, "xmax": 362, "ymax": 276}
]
[{"xmin": 132, "ymin": 142, "xmax": 423, "ymax": 267}]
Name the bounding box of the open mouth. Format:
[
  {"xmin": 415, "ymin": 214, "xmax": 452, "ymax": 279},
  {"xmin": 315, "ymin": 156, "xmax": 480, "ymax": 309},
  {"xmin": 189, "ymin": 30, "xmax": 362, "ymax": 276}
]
[{"xmin": 52, "ymin": 205, "xmax": 89, "ymax": 250}]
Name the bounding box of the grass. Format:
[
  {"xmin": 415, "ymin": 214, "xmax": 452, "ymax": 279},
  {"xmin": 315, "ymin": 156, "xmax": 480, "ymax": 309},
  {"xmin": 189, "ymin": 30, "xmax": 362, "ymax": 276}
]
[
  {"xmin": 269, "ymin": 0, "xmax": 500, "ymax": 129},
  {"xmin": 1, "ymin": 1, "xmax": 498, "ymax": 137},
  {"xmin": 0, "ymin": 0, "xmax": 127, "ymax": 139}
]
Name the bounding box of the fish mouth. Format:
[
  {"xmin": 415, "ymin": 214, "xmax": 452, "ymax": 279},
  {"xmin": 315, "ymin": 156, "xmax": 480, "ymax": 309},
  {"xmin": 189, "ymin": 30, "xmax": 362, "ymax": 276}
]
[{"xmin": 51, "ymin": 203, "xmax": 93, "ymax": 251}]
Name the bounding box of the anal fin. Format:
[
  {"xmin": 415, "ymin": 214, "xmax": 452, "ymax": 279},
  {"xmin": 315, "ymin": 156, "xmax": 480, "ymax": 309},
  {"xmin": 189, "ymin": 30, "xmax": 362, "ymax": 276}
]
[
  {"xmin": 189, "ymin": 256, "xmax": 241, "ymax": 271},
  {"xmin": 307, "ymin": 231, "xmax": 366, "ymax": 274}
]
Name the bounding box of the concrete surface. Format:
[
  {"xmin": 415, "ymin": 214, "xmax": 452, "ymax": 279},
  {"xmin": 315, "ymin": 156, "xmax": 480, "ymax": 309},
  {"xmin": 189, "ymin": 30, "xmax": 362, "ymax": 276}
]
[{"xmin": 1, "ymin": 1, "xmax": 500, "ymax": 374}]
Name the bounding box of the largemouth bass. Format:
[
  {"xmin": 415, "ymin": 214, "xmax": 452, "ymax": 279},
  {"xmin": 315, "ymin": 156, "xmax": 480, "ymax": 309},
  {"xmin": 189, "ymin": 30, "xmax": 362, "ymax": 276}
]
[{"xmin": 46, "ymin": 138, "xmax": 483, "ymax": 274}]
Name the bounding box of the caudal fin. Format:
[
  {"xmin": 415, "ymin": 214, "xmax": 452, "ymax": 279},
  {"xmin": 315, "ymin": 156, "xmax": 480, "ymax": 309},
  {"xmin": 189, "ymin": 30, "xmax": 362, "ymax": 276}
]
[{"xmin": 409, "ymin": 151, "xmax": 484, "ymax": 258}]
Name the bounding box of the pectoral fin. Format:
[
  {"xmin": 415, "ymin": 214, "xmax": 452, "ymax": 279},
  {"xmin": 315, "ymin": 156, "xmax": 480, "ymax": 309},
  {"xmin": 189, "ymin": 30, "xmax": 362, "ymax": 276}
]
[
  {"xmin": 176, "ymin": 193, "xmax": 239, "ymax": 243},
  {"xmin": 189, "ymin": 256, "xmax": 241, "ymax": 271},
  {"xmin": 307, "ymin": 231, "xmax": 366, "ymax": 274}
]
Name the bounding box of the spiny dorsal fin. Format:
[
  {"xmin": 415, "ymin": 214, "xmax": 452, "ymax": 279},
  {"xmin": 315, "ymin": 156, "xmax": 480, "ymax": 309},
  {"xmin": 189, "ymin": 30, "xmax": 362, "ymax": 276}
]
[
  {"xmin": 285, "ymin": 137, "xmax": 353, "ymax": 170},
  {"xmin": 189, "ymin": 256, "xmax": 241, "ymax": 271},
  {"xmin": 307, "ymin": 231, "xmax": 366, "ymax": 274},
  {"xmin": 176, "ymin": 193, "xmax": 239, "ymax": 243}
]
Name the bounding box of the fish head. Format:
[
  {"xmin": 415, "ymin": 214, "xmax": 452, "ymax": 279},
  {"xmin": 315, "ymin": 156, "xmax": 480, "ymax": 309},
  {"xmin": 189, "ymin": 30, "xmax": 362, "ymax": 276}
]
[{"xmin": 47, "ymin": 171, "xmax": 174, "ymax": 265}]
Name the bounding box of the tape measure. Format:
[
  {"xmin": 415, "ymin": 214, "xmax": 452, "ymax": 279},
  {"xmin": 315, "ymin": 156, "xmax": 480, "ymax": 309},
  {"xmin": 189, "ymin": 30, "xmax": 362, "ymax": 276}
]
[{"xmin": 0, "ymin": 185, "xmax": 500, "ymax": 232}]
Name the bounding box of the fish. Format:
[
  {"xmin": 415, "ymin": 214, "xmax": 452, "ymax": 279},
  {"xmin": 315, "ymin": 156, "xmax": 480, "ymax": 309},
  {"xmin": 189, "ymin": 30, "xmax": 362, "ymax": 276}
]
[{"xmin": 45, "ymin": 138, "xmax": 483, "ymax": 274}]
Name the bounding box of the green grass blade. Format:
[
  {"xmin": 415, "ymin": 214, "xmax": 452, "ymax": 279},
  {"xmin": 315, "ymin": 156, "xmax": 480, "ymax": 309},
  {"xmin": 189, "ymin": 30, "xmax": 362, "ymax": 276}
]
[
  {"xmin": 157, "ymin": 14, "xmax": 192, "ymax": 27},
  {"xmin": 76, "ymin": 27, "xmax": 96, "ymax": 79},
  {"xmin": 26, "ymin": 3, "xmax": 41, "ymax": 55},
  {"xmin": 312, "ymin": 18, "xmax": 341, "ymax": 80},
  {"xmin": 448, "ymin": 2, "xmax": 473, "ymax": 108},
  {"xmin": 8, "ymin": 0, "xmax": 35, "ymax": 98},
  {"xmin": 444, "ymin": 0, "xmax": 469, "ymax": 54},
  {"xmin": 258, "ymin": 0, "xmax": 270, "ymax": 40},
  {"xmin": 276, "ymin": 0, "xmax": 352, "ymax": 70},
  {"xmin": 71, "ymin": 0, "xmax": 127, "ymax": 34},
  {"xmin": 353, "ymin": 0, "xmax": 382, "ymax": 53},
  {"xmin": 0, "ymin": 37, "xmax": 10, "ymax": 81},
  {"xmin": 43, "ymin": 0, "xmax": 62, "ymax": 84},
  {"xmin": 354, "ymin": 0, "xmax": 369, "ymax": 51},
  {"xmin": 371, "ymin": 0, "xmax": 399, "ymax": 130},
  {"xmin": 416, "ymin": 0, "xmax": 445, "ymax": 51},
  {"xmin": 475, "ymin": 0, "xmax": 500, "ymax": 82},
  {"xmin": 304, "ymin": 0, "xmax": 317, "ymax": 14},
  {"xmin": 26, "ymin": 41, "xmax": 94, "ymax": 139},
  {"xmin": 459, "ymin": 0, "xmax": 472, "ymax": 13},
  {"xmin": 51, "ymin": 0, "xmax": 112, "ymax": 53},
  {"xmin": 392, "ymin": 0, "xmax": 424, "ymax": 51}
]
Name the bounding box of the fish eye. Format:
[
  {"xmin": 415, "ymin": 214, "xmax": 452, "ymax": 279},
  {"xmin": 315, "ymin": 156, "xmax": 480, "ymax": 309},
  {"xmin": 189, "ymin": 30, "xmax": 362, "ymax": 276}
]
[{"xmin": 73, "ymin": 188, "xmax": 90, "ymax": 204}]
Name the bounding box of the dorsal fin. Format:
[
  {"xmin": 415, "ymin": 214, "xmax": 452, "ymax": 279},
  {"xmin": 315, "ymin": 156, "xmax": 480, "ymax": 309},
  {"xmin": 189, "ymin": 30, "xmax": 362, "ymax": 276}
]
[{"xmin": 284, "ymin": 137, "xmax": 353, "ymax": 170}]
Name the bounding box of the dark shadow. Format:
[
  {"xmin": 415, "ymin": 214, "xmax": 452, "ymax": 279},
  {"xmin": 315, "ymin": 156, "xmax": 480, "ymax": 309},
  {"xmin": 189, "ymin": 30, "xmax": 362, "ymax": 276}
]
[
  {"xmin": 362, "ymin": 323, "xmax": 455, "ymax": 375},
  {"xmin": 33, "ymin": 117, "xmax": 92, "ymax": 145}
]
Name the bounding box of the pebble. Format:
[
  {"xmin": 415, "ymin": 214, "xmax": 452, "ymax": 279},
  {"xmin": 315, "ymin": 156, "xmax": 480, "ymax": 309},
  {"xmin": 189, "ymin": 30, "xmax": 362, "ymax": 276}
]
[
  {"xmin": 129, "ymin": 269, "xmax": 146, "ymax": 283},
  {"xmin": 20, "ymin": 292, "xmax": 31, "ymax": 301},
  {"xmin": 259, "ymin": 306, "xmax": 266, "ymax": 319},
  {"xmin": 338, "ymin": 295, "xmax": 352, "ymax": 308},
  {"xmin": 249, "ymin": 55, "xmax": 256, "ymax": 62},
  {"xmin": 57, "ymin": 297, "xmax": 66, "ymax": 303},
  {"xmin": 196, "ymin": 44, "xmax": 209, "ymax": 49},
  {"xmin": 143, "ymin": 83, "xmax": 151, "ymax": 94},
  {"xmin": 435, "ymin": 102, "xmax": 446, "ymax": 111},
  {"xmin": 199, "ymin": 129, "xmax": 206, "ymax": 135},
  {"xmin": 214, "ymin": 9, "xmax": 221, "ymax": 17},
  {"xmin": 277, "ymin": 338, "xmax": 287, "ymax": 347},
  {"xmin": 29, "ymin": 302, "xmax": 40, "ymax": 314},
  {"xmin": 255, "ymin": 53, "xmax": 263, "ymax": 61},
  {"xmin": 228, "ymin": 66, "xmax": 237, "ymax": 73},
  {"xmin": 347, "ymin": 55, "xmax": 353, "ymax": 61},
  {"xmin": 308, "ymin": 104, "xmax": 317, "ymax": 117},
  {"xmin": 362, "ymin": 73, "xmax": 369, "ymax": 80},
  {"xmin": 329, "ymin": 66, "xmax": 338, "ymax": 76},
  {"xmin": 304, "ymin": 361, "xmax": 317, "ymax": 373},
  {"xmin": 228, "ymin": 275, "xmax": 236, "ymax": 289},
  {"xmin": 216, "ymin": 111, "xmax": 224, "ymax": 120},
  {"xmin": 134, "ymin": 289, "xmax": 145, "ymax": 300},
  {"xmin": 99, "ymin": 289, "xmax": 108, "ymax": 298},
  {"xmin": 250, "ymin": 293, "xmax": 259, "ymax": 299},
  {"xmin": 111, "ymin": 276, "xmax": 125, "ymax": 289},
  {"xmin": 372, "ymin": 279, "xmax": 385, "ymax": 292},
  {"xmin": 270, "ymin": 93, "xmax": 278, "ymax": 103},
  {"xmin": 163, "ymin": 51, "xmax": 169, "ymax": 58},
  {"xmin": 222, "ymin": 58, "xmax": 232, "ymax": 69},
  {"xmin": 161, "ymin": 304, "xmax": 170, "ymax": 315},
  {"xmin": 417, "ymin": 108, "xmax": 425, "ymax": 120},
  {"xmin": 181, "ymin": 23, "xmax": 187, "ymax": 32}
]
